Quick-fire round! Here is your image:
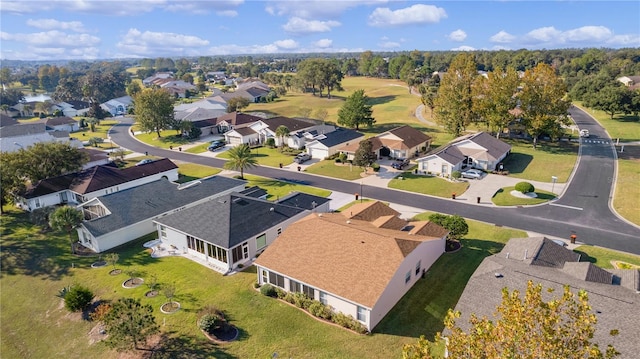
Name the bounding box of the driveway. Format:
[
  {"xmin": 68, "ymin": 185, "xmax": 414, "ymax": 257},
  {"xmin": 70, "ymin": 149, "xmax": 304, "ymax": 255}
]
[{"xmin": 456, "ymin": 174, "xmax": 566, "ymax": 205}]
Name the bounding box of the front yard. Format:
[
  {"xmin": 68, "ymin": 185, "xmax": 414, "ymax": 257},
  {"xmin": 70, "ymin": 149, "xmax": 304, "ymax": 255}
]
[
  {"xmin": 388, "ymin": 173, "xmax": 469, "ymax": 198},
  {"xmin": 304, "ymin": 160, "xmax": 366, "ymax": 181},
  {"xmin": 491, "ymin": 187, "xmax": 557, "ymax": 206},
  {"xmin": 501, "ymin": 139, "xmax": 578, "ymax": 183},
  {"xmin": 217, "ymin": 146, "xmax": 297, "ymax": 167}
]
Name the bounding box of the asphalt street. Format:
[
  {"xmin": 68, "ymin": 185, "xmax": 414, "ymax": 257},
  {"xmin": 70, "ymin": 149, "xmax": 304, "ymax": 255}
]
[{"xmin": 108, "ymin": 108, "xmax": 640, "ymax": 254}]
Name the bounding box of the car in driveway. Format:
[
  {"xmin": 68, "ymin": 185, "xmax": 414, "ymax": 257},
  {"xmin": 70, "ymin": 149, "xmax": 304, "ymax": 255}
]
[
  {"xmin": 135, "ymin": 159, "xmax": 153, "ymax": 166},
  {"xmin": 294, "ymin": 153, "xmax": 311, "ymax": 164},
  {"xmin": 391, "ymin": 159, "xmax": 410, "ymax": 170},
  {"xmin": 461, "ymin": 169, "xmax": 483, "ymax": 180},
  {"xmin": 207, "ymin": 140, "xmax": 226, "ymax": 151}
]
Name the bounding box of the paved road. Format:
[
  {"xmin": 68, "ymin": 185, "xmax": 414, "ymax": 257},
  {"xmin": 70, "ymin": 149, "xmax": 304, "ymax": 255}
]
[{"xmin": 109, "ymin": 110, "xmax": 640, "ymax": 254}]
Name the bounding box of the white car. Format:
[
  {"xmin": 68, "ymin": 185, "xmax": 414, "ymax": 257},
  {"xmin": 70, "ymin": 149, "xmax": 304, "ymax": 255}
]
[
  {"xmin": 135, "ymin": 159, "xmax": 153, "ymax": 166},
  {"xmin": 579, "ymin": 129, "xmax": 590, "ymax": 138},
  {"xmin": 461, "ymin": 169, "xmax": 483, "ymax": 180}
]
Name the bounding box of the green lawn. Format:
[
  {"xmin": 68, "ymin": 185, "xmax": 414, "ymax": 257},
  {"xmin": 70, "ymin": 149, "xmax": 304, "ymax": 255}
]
[
  {"xmin": 491, "ymin": 187, "xmax": 557, "ymax": 206},
  {"xmin": 573, "ymin": 102, "xmax": 640, "ymax": 142},
  {"xmin": 573, "ymin": 245, "xmax": 640, "ymax": 269},
  {"xmin": 135, "ymin": 130, "xmax": 194, "ymax": 149},
  {"xmin": 613, "ymin": 147, "xmax": 640, "ymax": 225},
  {"xmin": 217, "ymin": 146, "xmax": 297, "ymax": 167},
  {"xmin": 304, "ymin": 160, "xmax": 366, "ymax": 180},
  {"xmin": 501, "ymin": 139, "xmax": 578, "ymax": 182},
  {"xmin": 388, "ymin": 173, "xmax": 469, "ymax": 198},
  {"xmin": 69, "ymin": 120, "xmax": 120, "ymax": 150},
  {"xmin": 243, "ymin": 174, "xmax": 331, "ymax": 200},
  {"xmin": 184, "ymin": 142, "xmax": 210, "ymax": 154},
  {"xmin": 176, "ymin": 163, "xmax": 222, "ymax": 183}
]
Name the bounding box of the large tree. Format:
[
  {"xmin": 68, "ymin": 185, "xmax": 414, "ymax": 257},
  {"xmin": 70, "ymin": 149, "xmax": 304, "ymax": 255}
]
[
  {"xmin": 433, "ymin": 53, "xmax": 479, "ymax": 137},
  {"xmin": 352, "ymin": 139, "xmax": 377, "ymax": 169},
  {"xmin": 584, "ymin": 84, "xmax": 632, "ymax": 119},
  {"xmin": 49, "ymin": 206, "xmax": 84, "ymax": 254},
  {"xmin": 0, "ymin": 151, "xmax": 26, "ymax": 212},
  {"xmin": 427, "ymin": 213, "xmax": 468, "ymax": 241},
  {"xmin": 226, "ymin": 96, "xmax": 250, "ymax": 113},
  {"xmin": 337, "ymin": 89, "xmax": 374, "ymax": 130},
  {"xmin": 402, "ymin": 281, "xmax": 619, "ymax": 359},
  {"xmin": 472, "ymin": 66, "xmax": 520, "ymax": 137},
  {"xmin": 19, "ymin": 142, "xmax": 89, "ymax": 183},
  {"xmin": 519, "ymin": 63, "xmax": 571, "ymax": 149},
  {"xmin": 133, "ymin": 88, "xmax": 174, "ymax": 138},
  {"xmin": 103, "ymin": 298, "xmax": 160, "ymax": 352},
  {"xmin": 223, "ymin": 144, "xmax": 258, "ymax": 179}
]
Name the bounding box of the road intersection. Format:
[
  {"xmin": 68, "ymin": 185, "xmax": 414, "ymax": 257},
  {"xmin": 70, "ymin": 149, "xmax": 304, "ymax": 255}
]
[{"xmin": 109, "ymin": 106, "xmax": 640, "ymax": 254}]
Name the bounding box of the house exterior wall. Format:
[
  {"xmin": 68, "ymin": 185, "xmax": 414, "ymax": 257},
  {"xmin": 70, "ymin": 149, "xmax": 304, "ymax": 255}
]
[
  {"xmin": 50, "ymin": 123, "xmax": 79, "ymax": 132},
  {"xmin": 306, "ymin": 142, "xmax": 329, "ymax": 159},
  {"xmin": 16, "ymin": 191, "xmax": 66, "ymax": 211},
  {"xmin": 368, "ymin": 237, "xmax": 445, "ymax": 329},
  {"xmin": 417, "ymin": 156, "xmax": 459, "ymax": 176}
]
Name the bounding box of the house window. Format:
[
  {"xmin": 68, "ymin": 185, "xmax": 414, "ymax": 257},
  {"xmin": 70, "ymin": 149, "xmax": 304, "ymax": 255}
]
[
  {"xmin": 232, "ymin": 243, "xmax": 249, "ymax": 263},
  {"xmin": 405, "ymin": 270, "xmax": 411, "ymax": 284},
  {"xmin": 207, "ymin": 244, "xmax": 227, "ymax": 263},
  {"xmin": 268, "ymin": 271, "xmax": 285, "ymax": 288},
  {"xmin": 160, "ymin": 226, "xmax": 166, "ymax": 238},
  {"xmin": 302, "ymin": 285, "xmax": 315, "ymax": 299},
  {"xmin": 290, "ymin": 280, "xmax": 301, "ymax": 293},
  {"xmin": 415, "ymin": 260, "xmax": 422, "ymax": 276},
  {"xmin": 187, "ymin": 236, "xmax": 204, "ymax": 254},
  {"xmin": 34, "ymin": 198, "xmax": 41, "ymax": 208},
  {"xmin": 357, "ymin": 306, "xmax": 367, "ymax": 323},
  {"xmin": 256, "ymin": 233, "xmax": 267, "ymax": 250},
  {"xmin": 261, "ymin": 269, "xmax": 268, "ymax": 284},
  {"xmin": 319, "ymin": 291, "xmax": 327, "ymax": 305},
  {"xmin": 277, "ymin": 228, "xmax": 282, "ymax": 236}
]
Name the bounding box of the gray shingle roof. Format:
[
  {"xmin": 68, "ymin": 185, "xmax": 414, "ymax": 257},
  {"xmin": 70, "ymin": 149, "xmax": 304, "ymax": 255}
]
[
  {"xmin": 82, "ymin": 176, "xmax": 246, "ymax": 237},
  {"xmin": 500, "ymin": 237, "xmax": 580, "ymax": 267},
  {"xmin": 0, "ymin": 123, "xmax": 46, "ymax": 137},
  {"xmin": 562, "ymin": 262, "xmax": 614, "ymax": 284},
  {"xmin": 276, "ymin": 192, "xmax": 331, "ymax": 211},
  {"xmin": 239, "ymin": 186, "xmax": 268, "ymax": 198},
  {"xmin": 154, "ymin": 193, "xmax": 306, "ymax": 249},
  {"xmin": 314, "ymin": 128, "xmax": 363, "ymax": 148},
  {"xmin": 468, "ymin": 132, "xmax": 512, "ymax": 160}
]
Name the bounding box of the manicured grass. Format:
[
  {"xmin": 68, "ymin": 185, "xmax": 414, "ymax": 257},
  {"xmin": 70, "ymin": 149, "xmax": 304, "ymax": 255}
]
[
  {"xmin": 304, "ymin": 160, "xmax": 365, "ymax": 180},
  {"xmin": 573, "ymin": 102, "xmax": 640, "ymax": 142},
  {"xmin": 184, "ymin": 142, "xmax": 210, "ymax": 153},
  {"xmin": 612, "ymin": 145, "xmax": 640, "ymax": 225},
  {"xmin": 217, "ymin": 146, "xmax": 297, "ymax": 167},
  {"xmin": 243, "ymin": 174, "xmax": 331, "ymax": 200},
  {"xmin": 573, "ymin": 245, "xmax": 640, "ymax": 269},
  {"xmin": 501, "ymin": 139, "xmax": 578, "ymax": 182},
  {"xmin": 135, "ymin": 130, "xmax": 194, "ymax": 149},
  {"xmin": 176, "ymin": 163, "xmax": 221, "ymax": 183},
  {"xmin": 69, "ymin": 119, "xmax": 118, "ymax": 141},
  {"xmin": 491, "ymin": 187, "xmax": 557, "ymax": 206},
  {"xmin": 388, "ymin": 173, "xmax": 469, "ymax": 198}
]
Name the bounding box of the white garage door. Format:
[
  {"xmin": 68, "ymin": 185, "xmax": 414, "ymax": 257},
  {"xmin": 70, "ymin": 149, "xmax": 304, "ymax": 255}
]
[
  {"xmin": 226, "ymin": 136, "xmax": 243, "ymax": 145},
  {"xmin": 309, "ymin": 147, "xmax": 328, "ymax": 160}
]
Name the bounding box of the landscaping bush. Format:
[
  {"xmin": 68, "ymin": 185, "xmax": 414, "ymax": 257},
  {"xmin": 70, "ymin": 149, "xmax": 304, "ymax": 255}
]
[
  {"xmin": 371, "ymin": 163, "xmax": 380, "ymax": 172},
  {"xmin": 64, "ymin": 284, "xmax": 94, "ymax": 312},
  {"xmin": 515, "ymin": 181, "xmax": 535, "ymax": 194},
  {"xmin": 339, "ymin": 153, "xmax": 347, "ymax": 163},
  {"xmin": 198, "ymin": 314, "xmax": 221, "ymax": 333},
  {"xmin": 451, "ymin": 170, "xmax": 462, "ymax": 179},
  {"xmin": 292, "ymin": 292, "xmax": 312, "ymax": 309},
  {"xmin": 275, "ymin": 287, "xmax": 286, "ymax": 299},
  {"xmin": 260, "ymin": 284, "xmax": 277, "ymax": 297},
  {"xmin": 335, "ymin": 158, "xmax": 342, "ymax": 163},
  {"xmin": 89, "ymin": 302, "xmax": 112, "ymax": 322},
  {"xmin": 331, "ymin": 312, "xmax": 368, "ymax": 334},
  {"xmin": 253, "ymin": 281, "xmax": 260, "ymax": 289},
  {"xmin": 283, "ymin": 292, "xmax": 296, "ymax": 304},
  {"xmin": 265, "ymin": 138, "xmax": 276, "ymax": 148},
  {"xmin": 308, "ymin": 301, "xmax": 333, "ymax": 320}
]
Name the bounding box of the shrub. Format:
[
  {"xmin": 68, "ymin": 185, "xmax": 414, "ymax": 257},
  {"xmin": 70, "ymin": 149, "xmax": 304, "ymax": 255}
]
[
  {"xmin": 90, "ymin": 302, "xmax": 112, "ymax": 322},
  {"xmin": 335, "ymin": 158, "xmax": 342, "ymax": 163},
  {"xmin": 260, "ymin": 284, "xmax": 277, "ymax": 297},
  {"xmin": 198, "ymin": 314, "xmax": 221, "ymax": 333},
  {"xmin": 332, "ymin": 312, "xmax": 368, "ymax": 334},
  {"xmin": 451, "ymin": 170, "xmax": 462, "ymax": 179},
  {"xmin": 265, "ymin": 138, "xmax": 276, "ymax": 148},
  {"xmin": 253, "ymin": 281, "xmax": 260, "ymax": 289},
  {"xmin": 275, "ymin": 287, "xmax": 287, "ymax": 299},
  {"xmin": 371, "ymin": 163, "xmax": 380, "ymax": 172},
  {"xmin": 64, "ymin": 284, "xmax": 94, "ymax": 312},
  {"xmin": 292, "ymin": 293, "xmax": 312, "ymax": 309},
  {"xmin": 338, "ymin": 153, "xmax": 347, "ymax": 163},
  {"xmin": 283, "ymin": 292, "xmax": 296, "ymax": 304},
  {"xmin": 515, "ymin": 181, "xmax": 535, "ymax": 194},
  {"xmin": 30, "ymin": 207, "xmax": 56, "ymax": 230},
  {"xmin": 308, "ymin": 301, "xmax": 333, "ymax": 320}
]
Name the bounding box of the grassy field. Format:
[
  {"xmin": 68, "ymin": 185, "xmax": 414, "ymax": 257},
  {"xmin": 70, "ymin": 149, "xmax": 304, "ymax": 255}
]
[
  {"xmin": 491, "ymin": 187, "xmax": 557, "ymax": 206},
  {"xmin": 175, "ymin": 163, "xmax": 222, "ymax": 183},
  {"xmin": 0, "ymin": 206, "xmax": 526, "ymax": 359},
  {"xmin": 388, "ymin": 173, "xmax": 469, "ymax": 198},
  {"xmin": 573, "ymin": 245, "xmax": 640, "ymax": 269},
  {"xmin": 612, "ymin": 145, "xmax": 640, "ymax": 225},
  {"xmin": 135, "ymin": 130, "xmax": 195, "ymax": 149},
  {"xmin": 304, "ymin": 160, "xmax": 366, "ymax": 180},
  {"xmin": 217, "ymin": 146, "xmax": 297, "ymax": 167},
  {"xmin": 573, "ymin": 102, "xmax": 640, "ymax": 142},
  {"xmin": 502, "ymin": 139, "xmax": 578, "ymax": 182}
]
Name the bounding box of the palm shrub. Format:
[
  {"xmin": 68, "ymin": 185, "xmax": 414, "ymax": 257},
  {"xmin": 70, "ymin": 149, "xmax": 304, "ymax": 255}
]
[
  {"xmin": 64, "ymin": 284, "xmax": 94, "ymax": 312},
  {"xmin": 515, "ymin": 181, "xmax": 535, "ymax": 194}
]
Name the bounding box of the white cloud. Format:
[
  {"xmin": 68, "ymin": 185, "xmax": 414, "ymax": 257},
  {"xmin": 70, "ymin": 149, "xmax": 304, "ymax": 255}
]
[
  {"xmin": 451, "ymin": 45, "xmax": 476, "ymax": 51},
  {"xmin": 448, "ymin": 29, "xmax": 467, "ymax": 42},
  {"xmin": 265, "ymin": 0, "xmax": 386, "ymax": 19},
  {"xmin": 282, "ymin": 17, "xmax": 340, "ymax": 34},
  {"xmin": 524, "ymin": 26, "xmax": 562, "ymax": 43},
  {"xmin": 607, "ymin": 34, "xmax": 640, "ymax": 46},
  {"xmin": 274, "ymin": 39, "xmax": 299, "ymax": 49},
  {"xmin": 490, "ymin": 30, "xmax": 515, "ymax": 44},
  {"xmin": 368, "ymin": 4, "xmax": 446, "ymax": 27},
  {"xmin": 1, "ymin": 30, "xmax": 100, "ymax": 47},
  {"xmin": 562, "ymin": 26, "xmax": 612, "ymax": 42},
  {"xmin": 216, "ymin": 10, "xmax": 238, "ymax": 17},
  {"xmin": 378, "ymin": 41, "xmax": 400, "ymax": 49},
  {"xmin": 519, "ymin": 25, "xmax": 635, "ymax": 48},
  {"xmin": 26, "ymin": 19, "xmax": 86, "ymax": 32},
  {"xmin": 116, "ymin": 28, "xmax": 209, "ymax": 56},
  {"xmin": 313, "ymin": 39, "xmax": 333, "ymax": 48},
  {"xmin": 207, "ymin": 44, "xmax": 280, "ymax": 55}
]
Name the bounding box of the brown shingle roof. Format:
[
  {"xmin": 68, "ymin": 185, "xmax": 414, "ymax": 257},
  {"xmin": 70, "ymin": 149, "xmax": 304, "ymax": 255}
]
[
  {"xmin": 342, "ymin": 201, "xmax": 400, "ymax": 221},
  {"xmin": 387, "ymin": 125, "xmax": 431, "ymax": 148},
  {"xmin": 255, "ymin": 213, "xmax": 442, "ymax": 308},
  {"xmin": 215, "ymin": 111, "xmax": 263, "ymax": 126},
  {"xmin": 408, "ymin": 221, "xmax": 449, "ymax": 238},
  {"xmin": 371, "ymin": 214, "xmax": 407, "ymax": 230},
  {"xmin": 44, "ymin": 116, "xmax": 76, "ymax": 126}
]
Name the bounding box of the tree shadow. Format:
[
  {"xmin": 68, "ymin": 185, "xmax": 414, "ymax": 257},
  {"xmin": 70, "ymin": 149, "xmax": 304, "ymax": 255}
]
[
  {"xmin": 148, "ymin": 332, "xmax": 237, "ymax": 359},
  {"xmin": 367, "ymin": 95, "xmax": 397, "ymax": 106},
  {"xmin": 573, "ymin": 250, "xmax": 596, "ymax": 264},
  {"xmin": 502, "ymin": 153, "xmax": 533, "ymax": 174}
]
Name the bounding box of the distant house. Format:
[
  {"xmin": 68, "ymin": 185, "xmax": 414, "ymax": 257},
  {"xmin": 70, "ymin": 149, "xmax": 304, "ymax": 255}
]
[
  {"xmin": 143, "ymin": 72, "xmax": 174, "ymax": 86},
  {"xmin": 101, "ymin": 96, "xmax": 132, "ymax": 116},
  {"xmin": 76, "ymin": 176, "xmax": 247, "ymax": 253},
  {"xmin": 617, "ymin": 75, "xmax": 640, "ymax": 90},
  {"xmin": 15, "ymin": 158, "xmax": 179, "ymax": 212},
  {"xmin": 222, "ymin": 116, "xmax": 335, "ymax": 147},
  {"xmin": 39, "ymin": 116, "xmax": 79, "ymax": 132},
  {"xmin": 305, "ymin": 128, "xmax": 364, "ymax": 160},
  {"xmin": 340, "ymin": 125, "xmax": 431, "ymax": 160},
  {"xmin": 216, "ymin": 112, "xmax": 265, "ymax": 134},
  {"xmin": 255, "ymin": 201, "xmax": 447, "ymax": 331},
  {"xmin": 80, "ymin": 148, "xmax": 111, "ymax": 169},
  {"xmin": 415, "ymin": 131, "xmax": 511, "ymax": 176},
  {"xmin": 0, "ymin": 122, "xmax": 83, "ymax": 153},
  {"xmin": 453, "ymin": 237, "xmax": 640, "ymax": 359},
  {"xmin": 55, "ymin": 100, "xmax": 91, "ymax": 117},
  {"xmin": 153, "ymin": 192, "xmax": 330, "ymax": 274}
]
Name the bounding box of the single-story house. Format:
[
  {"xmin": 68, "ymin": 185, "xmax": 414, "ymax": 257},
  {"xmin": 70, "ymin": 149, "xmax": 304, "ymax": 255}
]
[
  {"xmin": 340, "ymin": 125, "xmax": 431, "ymax": 160},
  {"xmin": 617, "ymin": 75, "xmax": 640, "ymax": 91},
  {"xmin": 222, "ymin": 116, "xmax": 335, "ymax": 147},
  {"xmin": 77, "ymin": 176, "xmax": 247, "ymax": 253},
  {"xmin": 143, "ymin": 72, "xmax": 174, "ymax": 86},
  {"xmin": 153, "ymin": 192, "xmax": 330, "ymax": 274},
  {"xmin": 216, "ymin": 111, "xmax": 265, "ymax": 134},
  {"xmin": 80, "ymin": 148, "xmax": 111, "ymax": 169},
  {"xmin": 0, "ymin": 122, "xmax": 83, "ymax": 153},
  {"xmin": 305, "ymin": 128, "xmax": 364, "ymax": 160},
  {"xmin": 255, "ymin": 201, "xmax": 447, "ymax": 331},
  {"xmin": 452, "ymin": 237, "xmax": 640, "ymax": 359},
  {"xmin": 39, "ymin": 116, "xmax": 79, "ymax": 132},
  {"xmin": 15, "ymin": 158, "xmax": 179, "ymax": 212},
  {"xmin": 55, "ymin": 100, "xmax": 91, "ymax": 117},
  {"xmin": 101, "ymin": 96, "xmax": 133, "ymax": 116},
  {"xmin": 416, "ymin": 131, "xmax": 511, "ymax": 176}
]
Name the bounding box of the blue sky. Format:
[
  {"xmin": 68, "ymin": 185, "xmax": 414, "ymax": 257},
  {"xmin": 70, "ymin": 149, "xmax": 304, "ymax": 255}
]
[{"xmin": 1, "ymin": 1, "xmax": 639, "ymax": 61}]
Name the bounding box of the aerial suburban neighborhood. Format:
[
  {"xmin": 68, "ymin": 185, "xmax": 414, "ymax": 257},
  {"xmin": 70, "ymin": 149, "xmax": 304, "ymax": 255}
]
[{"xmin": 1, "ymin": 1, "xmax": 640, "ymax": 358}]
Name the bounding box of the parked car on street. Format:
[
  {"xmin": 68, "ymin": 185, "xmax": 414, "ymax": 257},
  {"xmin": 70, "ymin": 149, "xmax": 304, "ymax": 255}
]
[
  {"xmin": 208, "ymin": 140, "xmax": 226, "ymax": 151},
  {"xmin": 461, "ymin": 169, "xmax": 483, "ymax": 179},
  {"xmin": 294, "ymin": 153, "xmax": 311, "ymax": 164},
  {"xmin": 135, "ymin": 159, "xmax": 153, "ymax": 166},
  {"xmin": 579, "ymin": 129, "xmax": 590, "ymax": 138}
]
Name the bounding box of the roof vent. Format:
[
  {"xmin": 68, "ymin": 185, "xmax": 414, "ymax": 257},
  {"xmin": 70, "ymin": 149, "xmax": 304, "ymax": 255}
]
[
  {"xmin": 346, "ymin": 220, "xmax": 351, "ymax": 224},
  {"xmin": 494, "ymin": 273, "xmax": 503, "ymax": 278},
  {"xmin": 270, "ymin": 207, "xmax": 274, "ymax": 212},
  {"xmin": 318, "ymin": 213, "xmax": 323, "ymax": 217}
]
